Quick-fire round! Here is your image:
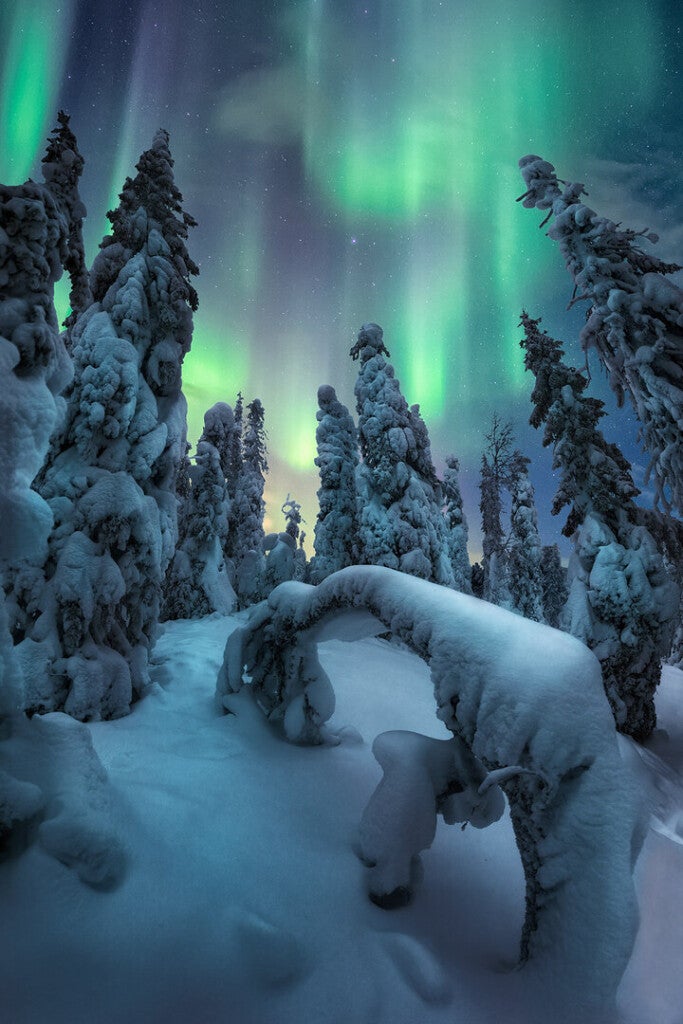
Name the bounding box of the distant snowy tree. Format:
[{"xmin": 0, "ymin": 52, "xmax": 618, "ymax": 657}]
[
  {"xmin": 350, "ymin": 323, "xmax": 454, "ymax": 586},
  {"xmin": 520, "ymin": 311, "xmax": 678, "ymax": 738},
  {"xmin": 294, "ymin": 531, "xmax": 308, "ymax": 583},
  {"xmin": 18, "ymin": 129, "xmax": 198, "ymax": 720},
  {"xmin": 310, "ymin": 384, "xmax": 359, "ymax": 584},
  {"xmin": 507, "ymin": 451, "xmax": 545, "ymax": 622},
  {"xmin": 223, "ymin": 392, "xmax": 244, "ymax": 571},
  {"xmin": 470, "ymin": 561, "xmax": 484, "ymax": 599},
  {"xmin": 540, "ymin": 544, "xmax": 568, "ymax": 629},
  {"xmin": 41, "ymin": 110, "xmax": 92, "ymax": 338},
  {"xmin": 442, "ymin": 456, "xmax": 472, "ymax": 594},
  {"xmin": 162, "ymin": 436, "xmax": 234, "ymax": 620},
  {"xmin": 518, "ymin": 154, "xmax": 683, "ymax": 514},
  {"xmin": 232, "ymin": 398, "xmax": 267, "ymax": 607},
  {"xmin": 263, "ymin": 495, "xmax": 305, "ymax": 594},
  {"xmin": 479, "ymin": 415, "xmax": 513, "ymax": 607}
]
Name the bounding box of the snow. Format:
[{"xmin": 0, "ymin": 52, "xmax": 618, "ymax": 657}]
[{"xmin": 2, "ymin": 611, "xmax": 682, "ymax": 1024}]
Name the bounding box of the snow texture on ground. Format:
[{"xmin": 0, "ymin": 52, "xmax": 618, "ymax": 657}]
[{"xmin": 2, "ymin": 615, "xmax": 682, "ymax": 1024}]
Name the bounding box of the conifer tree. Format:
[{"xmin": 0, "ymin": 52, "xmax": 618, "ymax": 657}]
[
  {"xmin": 232, "ymin": 398, "xmax": 267, "ymax": 607},
  {"xmin": 507, "ymin": 451, "xmax": 544, "ymax": 621},
  {"xmin": 350, "ymin": 323, "xmax": 454, "ymax": 585},
  {"xmin": 18, "ymin": 129, "xmax": 198, "ymax": 720},
  {"xmin": 442, "ymin": 456, "xmax": 472, "ymax": 594},
  {"xmin": 539, "ymin": 544, "xmax": 568, "ymax": 629},
  {"xmin": 41, "ymin": 110, "xmax": 92, "ymax": 337},
  {"xmin": 263, "ymin": 495, "xmax": 304, "ymax": 593},
  {"xmin": 310, "ymin": 384, "xmax": 359, "ymax": 584},
  {"xmin": 162, "ymin": 435, "xmax": 234, "ymax": 621},
  {"xmin": 479, "ymin": 415, "xmax": 513, "ymax": 606},
  {"xmin": 520, "ymin": 311, "xmax": 678, "ymax": 738},
  {"xmin": 518, "ymin": 154, "xmax": 683, "ymax": 514}
]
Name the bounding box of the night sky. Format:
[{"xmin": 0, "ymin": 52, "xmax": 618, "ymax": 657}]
[{"xmin": 1, "ymin": 0, "xmax": 681, "ymax": 552}]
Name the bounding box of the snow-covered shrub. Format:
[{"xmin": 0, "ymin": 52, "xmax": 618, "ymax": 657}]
[
  {"xmin": 350, "ymin": 323, "xmax": 453, "ymax": 585},
  {"xmin": 359, "ymin": 730, "xmax": 504, "ymax": 906},
  {"xmin": 518, "ymin": 154, "xmax": 683, "ymax": 515},
  {"xmin": 218, "ymin": 565, "xmax": 642, "ymax": 1012},
  {"xmin": 520, "ymin": 311, "xmax": 678, "ymax": 738},
  {"xmin": 310, "ymin": 385, "xmax": 359, "ymax": 584}
]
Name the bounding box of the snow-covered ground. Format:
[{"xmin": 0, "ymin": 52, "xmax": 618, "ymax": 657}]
[{"xmin": 2, "ymin": 614, "xmax": 682, "ymax": 1024}]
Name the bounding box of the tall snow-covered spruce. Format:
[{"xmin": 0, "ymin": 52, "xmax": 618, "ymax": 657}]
[
  {"xmin": 20, "ymin": 129, "xmax": 198, "ymax": 720},
  {"xmin": 232, "ymin": 398, "xmax": 268, "ymax": 607},
  {"xmin": 310, "ymin": 384, "xmax": 359, "ymax": 584},
  {"xmin": 442, "ymin": 456, "xmax": 472, "ymax": 593},
  {"xmin": 350, "ymin": 323, "xmax": 453, "ymax": 585},
  {"xmin": 518, "ymin": 154, "xmax": 683, "ymax": 515},
  {"xmin": 506, "ymin": 451, "xmax": 545, "ymax": 622},
  {"xmin": 479, "ymin": 415, "xmax": 513, "ymax": 607},
  {"xmin": 520, "ymin": 311, "xmax": 678, "ymax": 738},
  {"xmin": 540, "ymin": 544, "xmax": 568, "ymax": 629},
  {"xmin": 40, "ymin": 110, "xmax": 92, "ymax": 339},
  {"xmin": 162, "ymin": 405, "xmax": 235, "ymax": 621}
]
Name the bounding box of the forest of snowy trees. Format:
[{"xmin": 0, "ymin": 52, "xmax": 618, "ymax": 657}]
[{"xmin": 1, "ymin": 117, "xmax": 682, "ymax": 1019}]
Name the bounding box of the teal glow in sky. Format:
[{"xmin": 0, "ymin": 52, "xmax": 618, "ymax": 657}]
[{"xmin": 1, "ymin": 0, "xmax": 680, "ymax": 547}]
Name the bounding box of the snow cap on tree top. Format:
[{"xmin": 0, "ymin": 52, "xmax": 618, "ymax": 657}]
[{"xmin": 350, "ymin": 322, "xmax": 391, "ymax": 363}]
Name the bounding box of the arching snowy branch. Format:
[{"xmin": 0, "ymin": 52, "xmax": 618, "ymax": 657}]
[{"xmin": 217, "ymin": 565, "xmax": 642, "ymax": 1009}]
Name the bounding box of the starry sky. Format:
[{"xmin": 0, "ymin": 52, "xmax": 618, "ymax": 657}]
[{"xmin": 1, "ymin": 0, "xmax": 681, "ymax": 552}]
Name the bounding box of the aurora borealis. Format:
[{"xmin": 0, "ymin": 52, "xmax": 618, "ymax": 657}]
[{"xmin": 1, "ymin": 0, "xmax": 681, "ymax": 548}]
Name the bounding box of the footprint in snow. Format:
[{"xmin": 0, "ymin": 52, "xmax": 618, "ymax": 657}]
[
  {"xmin": 382, "ymin": 933, "xmax": 452, "ymax": 1005},
  {"xmin": 235, "ymin": 911, "xmax": 309, "ymax": 989}
]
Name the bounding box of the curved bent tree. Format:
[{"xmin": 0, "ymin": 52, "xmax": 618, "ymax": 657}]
[{"xmin": 217, "ymin": 565, "xmax": 641, "ymax": 1012}]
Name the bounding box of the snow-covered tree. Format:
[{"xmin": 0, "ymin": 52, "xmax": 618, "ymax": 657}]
[
  {"xmin": 507, "ymin": 451, "xmax": 545, "ymax": 622},
  {"xmin": 520, "ymin": 311, "xmax": 678, "ymax": 738},
  {"xmin": 350, "ymin": 323, "xmax": 454, "ymax": 586},
  {"xmin": 18, "ymin": 129, "xmax": 198, "ymax": 720},
  {"xmin": 479, "ymin": 415, "xmax": 513, "ymax": 606},
  {"xmin": 263, "ymin": 495, "xmax": 305, "ymax": 594},
  {"xmin": 540, "ymin": 544, "xmax": 568, "ymax": 629},
  {"xmin": 41, "ymin": 110, "xmax": 92, "ymax": 338},
  {"xmin": 232, "ymin": 398, "xmax": 267, "ymax": 607},
  {"xmin": 442, "ymin": 456, "xmax": 472, "ymax": 594},
  {"xmin": 309, "ymin": 384, "xmax": 359, "ymax": 584},
  {"xmin": 162, "ymin": 435, "xmax": 234, "ymax": 621},
  {"xmin": 0, "ymin": 159, "xmax": 72, "ymax": 716},
  {"xmin": 0, "ymin": 142, "xmax": 124, "ymax": 879},
  {"xmin": 518, "ymin": 154, "xmax": 683, "ymax": 515}
]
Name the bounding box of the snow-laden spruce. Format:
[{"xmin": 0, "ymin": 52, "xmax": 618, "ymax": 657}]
[
  {"xmin": 350, "ymin": 323, "xmax": 453, "ymax": 585},
  {"xmin": 232, "ymin": 398, "xmax": 268, "ymax": 607},
  {"xmin": 162, "ymin": 433, "xmax": 235, "ymax": 620},
  {"xmin": 217, "ymin": 565, "xmax": 642, "ymax": 1012},
  {"xmin": 520, "ymin": 311, "xmax": 679, "ymax": 738},
  {"xmin": 309, "ymin": 385, "xmax": 359, "ymax": 584},
  {"xmin": 507, "ymin": 452, "xmax": 544, "ymax": 621},
  {"xmin": 0, "ymin": 134, "xmax": 123, "ymax": 886},
  {"xmin": 539, "ymin": 544, "xmax": 568, "ymax": 629},
  {"xmin": 517, "ymin": 154, "xmax": 683, "ymax": 515},
  {"xmin": 19, "ymin": 129, "xmax": 198, "ymax": 720},
  {"xmin": 479, "ymin": 415, "xmax": 513, "ymax": 607},
  {"xmin": 40, "ymin": 110, "xmax": 92, "ymax": 340},
  {"xmin": 441, "ymin": 456, "xmax": 472, "ymax": 594}
]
